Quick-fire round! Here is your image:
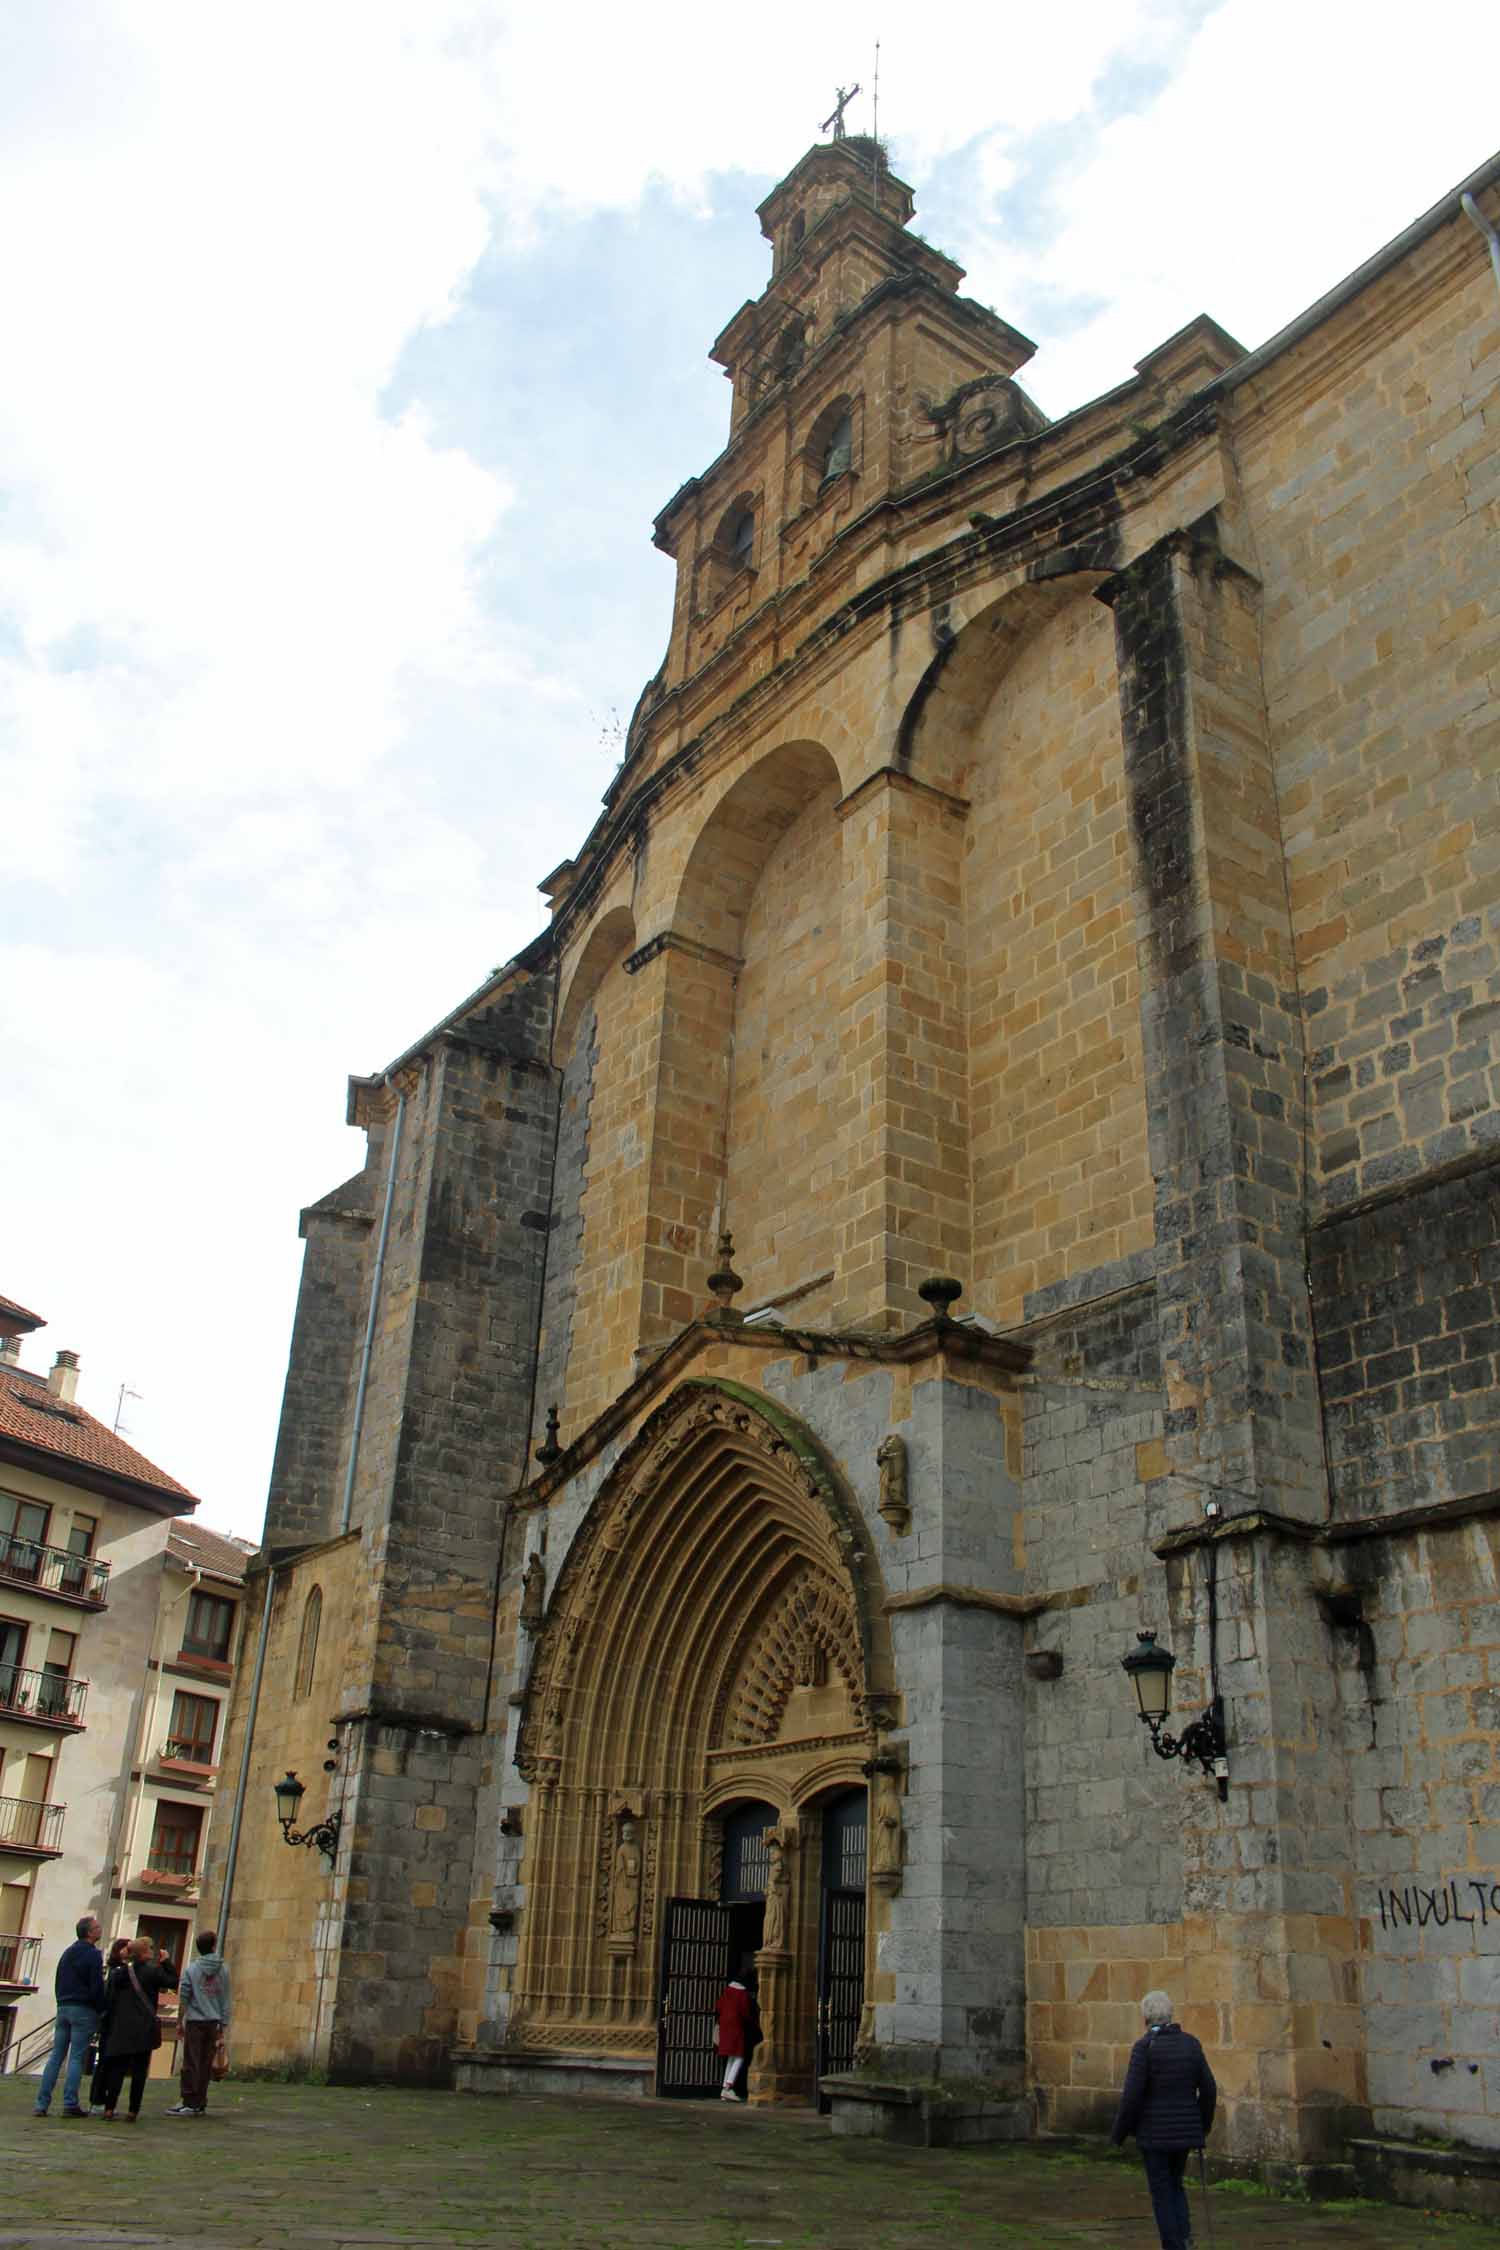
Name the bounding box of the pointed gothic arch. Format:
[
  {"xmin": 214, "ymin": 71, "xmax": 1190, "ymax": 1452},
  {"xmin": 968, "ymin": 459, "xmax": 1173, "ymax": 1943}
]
[{"xmin": 507, "ymin": 1379, "xmax": 895, "ymax": 2063}]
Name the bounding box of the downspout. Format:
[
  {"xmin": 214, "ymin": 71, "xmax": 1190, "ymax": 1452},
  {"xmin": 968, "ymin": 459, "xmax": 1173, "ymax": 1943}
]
[
  {"xmin": 1462, "ymin": 193, "xmax": 1500, "ymax": 303},
  {"xmin": 216, "ymin": 1560, "xmax": 276, "ymax": 1940},
  {"xmin": 339, "ymin": 1080, "xmax": 407, "ymax": 1535}
]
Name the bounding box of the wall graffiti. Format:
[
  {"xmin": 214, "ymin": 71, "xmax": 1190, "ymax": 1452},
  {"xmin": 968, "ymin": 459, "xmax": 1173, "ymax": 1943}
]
[{"xmin": 1377, "ymin": 1880, "xmax": 1500, "ymax": 1936}]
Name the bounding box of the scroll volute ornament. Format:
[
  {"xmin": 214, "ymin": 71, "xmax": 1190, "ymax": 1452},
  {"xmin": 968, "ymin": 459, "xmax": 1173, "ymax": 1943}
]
[{"xmin": 876, "ymin": 1434, "xmax": 910, "ymax": 1534}]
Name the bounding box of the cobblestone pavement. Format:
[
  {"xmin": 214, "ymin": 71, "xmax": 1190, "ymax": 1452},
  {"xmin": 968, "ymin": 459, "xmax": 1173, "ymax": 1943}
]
[{"xmin": 6, "ymin": 2080, "xmax": 1500, "ymax": 2248}]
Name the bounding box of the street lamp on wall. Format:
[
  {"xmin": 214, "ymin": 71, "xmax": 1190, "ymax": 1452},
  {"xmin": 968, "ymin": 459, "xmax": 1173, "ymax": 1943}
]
[
  {"xmin": 273, "ymin": 1770, "xmax": 341, "ymax": 1863},
  {"xmin": 1121, "ymin": 1632, "xmax": 1228, "ymax": 1801}
]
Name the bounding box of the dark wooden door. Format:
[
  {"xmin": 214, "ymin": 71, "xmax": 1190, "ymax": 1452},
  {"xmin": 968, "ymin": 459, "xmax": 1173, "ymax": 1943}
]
[
  {"xmin": 656, "ymin": 1897, "xmax": 732, "ymax": 2098},
  {"xmin": 817, "ymin": 1790, "xmax": 867, "ymax": 2093}
]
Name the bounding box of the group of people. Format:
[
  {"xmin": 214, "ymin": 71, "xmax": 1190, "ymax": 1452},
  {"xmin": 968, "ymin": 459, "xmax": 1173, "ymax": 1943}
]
[{"xmin": 31, "ymin": 1915, "xmax": 232, "ymax": 2124}]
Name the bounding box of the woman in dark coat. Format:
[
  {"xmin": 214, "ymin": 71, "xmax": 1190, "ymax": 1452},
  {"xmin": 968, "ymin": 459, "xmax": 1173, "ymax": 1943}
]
[
  {"xmin": 86, "ymin": 1939, "xmax": 131, "ymax": 2113},
  {"xmin": 96, "ymin": 1937, "xmax": 178, "ymax": 2121},
  {"xmin": 1111, "ymin": 1989, "xmax": 1217, "ymax": 2250}
]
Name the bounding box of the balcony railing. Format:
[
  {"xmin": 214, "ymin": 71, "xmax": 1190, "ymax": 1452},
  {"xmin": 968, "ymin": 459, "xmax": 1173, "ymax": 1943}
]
[
  {"xmin": 0, "ymin": 1665, "xmax": 88, "ymax": 1727},
  {"xmin": 0, "ymin": 1934, "xmax": 41, "ymax": 1989},
  {"xmin": 0, "ymin": 1532, "xmax": 109, "ymax": 1606},
  {"xmin": 0, "ymin": 1796, "xmax": 64, "ymax": 1853}
]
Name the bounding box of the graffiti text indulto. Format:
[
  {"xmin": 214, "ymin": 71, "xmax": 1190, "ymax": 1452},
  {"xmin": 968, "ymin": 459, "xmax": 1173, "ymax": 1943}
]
[{"xmin": 1377, "ymin": 1880, "xmax": 1500, "ymax": 1939}]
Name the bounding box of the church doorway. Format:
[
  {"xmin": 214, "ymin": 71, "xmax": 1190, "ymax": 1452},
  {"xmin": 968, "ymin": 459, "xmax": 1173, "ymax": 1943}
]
[{"xmin": 655, "ymin": 1799, "xmax": 772, "ymax": 2099}]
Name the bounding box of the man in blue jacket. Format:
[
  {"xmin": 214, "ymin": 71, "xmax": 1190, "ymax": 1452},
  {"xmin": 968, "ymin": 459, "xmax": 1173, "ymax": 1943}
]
[
  {"xmin": 1111, "ymin": 1989, "xmax": 1217, "ymax": 2250},
  {"xmin": 33, "ymin": 1914, "xmax": 106, "ymax": 2118}
]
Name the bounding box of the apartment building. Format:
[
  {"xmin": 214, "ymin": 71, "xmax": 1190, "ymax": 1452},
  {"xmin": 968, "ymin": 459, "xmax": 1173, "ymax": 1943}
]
[{"xmin": 0, "ymin": 1290, "xmax": 249, "ymax": 2064}]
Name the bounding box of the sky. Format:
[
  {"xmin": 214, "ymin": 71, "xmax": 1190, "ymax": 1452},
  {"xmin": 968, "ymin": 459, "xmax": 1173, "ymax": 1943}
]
[{"xmin": 2, "ymin": 1, "xmax": 1497, "ymax": 1541}]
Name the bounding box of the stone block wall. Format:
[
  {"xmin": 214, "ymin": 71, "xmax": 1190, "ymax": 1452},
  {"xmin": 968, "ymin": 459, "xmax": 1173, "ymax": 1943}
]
[
  {"xmin": 263, "ymin": 1160, "xmax": 377, "ymax": 1551},
  {"xmin": 1328, "ymin": 1514, "xmax": 1500, "ymax": 2148},
  {"xmin": 1313, "ymin": 1165, "xmax": 1500, "ymax": 1519},
  {"xmin": 965, "ymin": 590, "xmax": 1155, "ymax": 1324}
]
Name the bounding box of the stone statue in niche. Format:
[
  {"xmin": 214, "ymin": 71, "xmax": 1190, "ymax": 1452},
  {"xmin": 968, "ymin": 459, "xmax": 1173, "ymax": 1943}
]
[
  {"xmin": 520, "ymin": 1552, "xmax": 546, "ymax": 1634},
  {"xmin": 793, "ymin": 1623, "xmax": 826, "ymax": 1689},
  {"xmin": 876, "ymin": 1434, "xmax": 910, "ymax": 1534},
  {"xmin": 607, "ymin": 1817, "xmax": 644, "ymax": 1951},
  {"xmin": 870, "ymin": 1767, "xmax": 903, "ymax": 1892},
  {"xmin": 762, "ymin": 1825, "xmax": 792, "ymax": 1954}
]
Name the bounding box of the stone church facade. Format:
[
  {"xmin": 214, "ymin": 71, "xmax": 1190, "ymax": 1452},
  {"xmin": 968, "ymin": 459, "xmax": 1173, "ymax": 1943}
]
[{"xmin": 204, "ymin": 137, "xmax": 1500, "ymax": 2181}]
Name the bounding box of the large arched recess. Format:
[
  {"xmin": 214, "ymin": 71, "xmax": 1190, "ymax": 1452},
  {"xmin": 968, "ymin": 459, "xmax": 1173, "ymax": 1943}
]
[
  {"xmin": 508, "ymin": 1379, "xmax": 892, "ymax": 2058},
  {"xmin": 898, "ymin": 570, "xmax": 1153, "ymax": 1326},
  {"xmin": 540, "ymin": 902, "xmax": 640, "ymax": 1437},
  {"xmin": 670, "ymin": 739, "xmax": 843, "ymax": 1315}
]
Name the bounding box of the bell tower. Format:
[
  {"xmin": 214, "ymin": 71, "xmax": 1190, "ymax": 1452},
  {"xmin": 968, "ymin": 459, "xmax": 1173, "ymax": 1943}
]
[{"xmin": 651, "ymin": 135, "xmax": 1045, "ymax": 690}]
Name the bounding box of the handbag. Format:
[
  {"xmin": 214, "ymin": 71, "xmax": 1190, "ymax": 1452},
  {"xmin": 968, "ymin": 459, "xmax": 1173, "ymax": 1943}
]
[
  {"xmin": 126, "ymin": 1963, "xmax": 163, "ymax": 2051},
  {"xmin": 210, "ymin": 2037, "xmax": 230, "ymax": 2081}
]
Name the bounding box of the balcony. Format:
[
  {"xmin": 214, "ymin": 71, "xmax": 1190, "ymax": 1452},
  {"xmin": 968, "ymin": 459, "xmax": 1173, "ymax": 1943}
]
[
  {"xmin": 0, "ymin": 1664, "xmax": 88, "ymax": 1730},
  {"xmin": 0, "ymin": 1933, "xmax": 41, "ymax": 1991},
  {"xmin": 155, "ymin": 1737, "xmax": 218, "ymax": 1782},
  {"xmin": 0, "ymin": 1795, "xmax": 65, "ymax": 1857},
  {"xmin": 0, "ymin": 1531, "xmax": 109, "ymax": 1608}
]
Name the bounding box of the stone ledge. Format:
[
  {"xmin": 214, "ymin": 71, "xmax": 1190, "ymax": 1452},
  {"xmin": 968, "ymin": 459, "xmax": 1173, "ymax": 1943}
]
[
  {"xmin": 1350, "ymin": 2135, "xmax": 1500, "ymax": 2220},
  {"xmin": 452, "ymin": 2046, "xmax": 653, "ymax": 2102},
  {"xmin": 820, "ymin": 2075, "xmax": 1032, "ymax": 2147}
]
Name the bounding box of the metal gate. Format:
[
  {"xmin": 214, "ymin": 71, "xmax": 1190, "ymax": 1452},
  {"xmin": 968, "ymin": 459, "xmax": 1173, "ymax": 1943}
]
[
  {"xmin": 656, "ymin": 1897, "xmax": 731, "ymax": 2098},
  {"xmin": 817, "ymin": 1789, "xmax": 867, "ymax": 2087}
]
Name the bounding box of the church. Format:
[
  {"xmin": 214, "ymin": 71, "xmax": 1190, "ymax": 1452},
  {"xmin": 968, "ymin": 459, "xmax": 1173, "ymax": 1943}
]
[{"xmin": 203, "ymin": 130, "xmax": 1500, "ymax": 2193}]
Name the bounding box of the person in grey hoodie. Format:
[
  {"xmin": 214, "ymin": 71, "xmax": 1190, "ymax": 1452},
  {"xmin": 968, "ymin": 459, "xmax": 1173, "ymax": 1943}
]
[{"xmin": 167, "ymin": 1930, "xmax": 231, "ymax": 2117}]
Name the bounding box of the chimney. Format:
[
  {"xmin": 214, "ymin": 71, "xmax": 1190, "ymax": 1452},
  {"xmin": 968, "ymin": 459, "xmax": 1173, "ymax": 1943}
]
[
  {"xmin": 0, "ymin": 1334, "xmax": 19, "ymax": 1364},
  {"xmin": 48, "ymin": 1350, "xmax": 80, "ymax": 1405}
]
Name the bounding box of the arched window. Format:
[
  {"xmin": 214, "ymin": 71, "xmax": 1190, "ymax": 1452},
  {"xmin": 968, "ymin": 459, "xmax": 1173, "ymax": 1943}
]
[
  {"xmin": 727, "ymin": 508, "xmax": 755, "ymax": 571},
  {"xmin": 802, "ymin": 397, "xmax": 857, "ymax": 506},
  {"xmin": 294, "ymin": 1587, "xmax": 322, "ymax": 1700},
  {"xmin": 821, "ymin": 410, "xmax": 853, "ymax": 482},
  {"xmin": 790, "ymin": 212, "xmax": 806, "ymax": 251}
]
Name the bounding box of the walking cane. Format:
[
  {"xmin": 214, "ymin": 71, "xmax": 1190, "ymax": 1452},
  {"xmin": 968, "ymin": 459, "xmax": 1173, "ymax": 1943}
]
[{"xmin": 1196, "ymin": 2146, "xmax": 1216, "ymax": 2248}]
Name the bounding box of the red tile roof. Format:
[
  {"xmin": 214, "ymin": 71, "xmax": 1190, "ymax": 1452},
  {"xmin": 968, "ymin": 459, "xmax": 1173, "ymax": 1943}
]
[
  {"xmin": 0, "ymin": 1363, "xmax": 198, "ymax": 1510},
  {"xmin": 167, "ymin": 1519, "xmax": 254, "ymax": 1583},
  {"xmin": 0, "ymin": 1293, "xmax": 45, "ymax": 1333}
]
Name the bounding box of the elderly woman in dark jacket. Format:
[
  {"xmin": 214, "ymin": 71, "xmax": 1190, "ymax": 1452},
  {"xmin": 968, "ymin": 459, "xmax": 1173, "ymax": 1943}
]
[
  {"xmin": 96, "ymin": 1937, "xmax": 178, "ymax": 2122},
  {"xmin": 1111, "ymin": 1990, "xmax": 1217, "ymax": 2250}
]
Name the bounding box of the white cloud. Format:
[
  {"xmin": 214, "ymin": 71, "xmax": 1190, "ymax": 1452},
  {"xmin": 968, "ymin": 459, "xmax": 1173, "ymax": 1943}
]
[{"xmin": 2, "ymin": 0, "xmax": 1495, "ymax": 1536}]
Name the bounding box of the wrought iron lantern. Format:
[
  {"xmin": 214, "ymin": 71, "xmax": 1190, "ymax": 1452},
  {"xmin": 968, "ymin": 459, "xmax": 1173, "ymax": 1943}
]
[
  {"xmin": 273, "ymin": 1769, "xmax": 341, "ymax": 1861},
  {"xmin": 1121, "ymin": 1632, "xmax": 1228, "ymax": 1799}
]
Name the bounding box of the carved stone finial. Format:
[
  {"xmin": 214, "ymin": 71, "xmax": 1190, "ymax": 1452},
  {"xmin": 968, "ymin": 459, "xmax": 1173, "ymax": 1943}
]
[
  {"xmin": 917, "ymin": 1275, "xmax": 963, "ymax": 1325},
  {"xmin": 706, "ymin": 1232, "xmax": 745, "ymax": 1324},
  {"xmin": 535, "ymin": 1404, "xmax": 563, "ymax": 1468},
  {"xmin": 876, "ymin": 1434, "xmax": 910, "ymax": 1534}
]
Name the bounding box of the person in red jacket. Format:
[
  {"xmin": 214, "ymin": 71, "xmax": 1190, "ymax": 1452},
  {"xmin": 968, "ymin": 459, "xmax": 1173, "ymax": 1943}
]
[{"xmin": 715, "ymin": 1974, "xmax": 754, "ymax": 2101}]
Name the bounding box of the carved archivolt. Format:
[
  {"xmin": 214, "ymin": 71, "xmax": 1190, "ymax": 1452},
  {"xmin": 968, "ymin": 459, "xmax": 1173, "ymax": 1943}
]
[
  {"xmin": 517, "ymin": 1379, "xmax": 885, "ymax": 1783},
  {"xmin": 505, "ymin": 1379, "xmax": 894, "ymax": 2053},
  {"xmin": 714, "ymin": 1575, "xmax": 861, "ymax": 1747}
]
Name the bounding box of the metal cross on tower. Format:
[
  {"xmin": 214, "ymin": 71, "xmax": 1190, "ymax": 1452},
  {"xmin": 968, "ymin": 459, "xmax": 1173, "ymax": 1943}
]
[{"xmin": 821, "ymin": 83, "xmax": 860, "ymax": 140}]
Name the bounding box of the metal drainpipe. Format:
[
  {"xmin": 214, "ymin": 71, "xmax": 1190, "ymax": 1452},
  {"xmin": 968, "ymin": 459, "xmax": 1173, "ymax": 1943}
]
[
  {"xmin": 216, "ymin": 1561, "xmax": 276, "ymax": 1940},
  {"xmin": 1462, "ymin": 193, "xmax": 1500, "ymax": 302},
  {"xmin": 339, "ymin": 1082, "xmax": 407, "ymax": 1536}
]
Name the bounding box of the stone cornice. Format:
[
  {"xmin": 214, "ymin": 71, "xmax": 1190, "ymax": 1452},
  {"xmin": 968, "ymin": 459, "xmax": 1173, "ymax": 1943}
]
[
  {"xmin": 1154, "ymin": 1488, "xmax": 1500, "ymax": 1560},
  {"xmin": 520, "ymin": 1315, "xmax": 1030, "ymax": 1508},
  {"xmin": 834, "ymin": 767, "xmax": 970, "ymax": 822},
  {"xmin": 551, "ymin": 404, "xmax": 1224, "ymax": 960},
  {"xmin": 622, "ymin": 931, "xmax": 743, "ymax": 979}
]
